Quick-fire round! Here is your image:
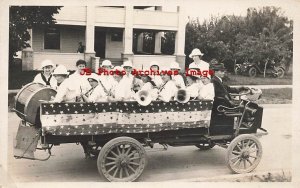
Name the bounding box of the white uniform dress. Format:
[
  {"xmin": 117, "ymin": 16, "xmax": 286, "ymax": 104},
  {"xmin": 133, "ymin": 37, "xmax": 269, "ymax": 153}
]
[
  {"xmin": 33, "ymin": 73, "xmax": 57, "ymax": 88},
  {"xmin": 87, "ymin": 85, "xmax": 108, "ymax": 102},
  {"xmin": 189, "ymin": 60, "xmax": 210, "ymax": 72},
  {"xmin": 53, "ymin": 78, "xmax": 80, "ymax": 102},
  {"xmin": 150, "ymin": 75, "xmax": 163, "ymax": 88},
  {"xmin": 171, "ymin": 75, "xmax": 185, "ymax": 89},
  {"xmin": 115, "ymin": 74, "xmax": 135, "ymax": 101},
  {"xmin": 99, "ymin": 75, "xmax": 115, "ymax": 93},
  {"xmin": 53, "ymin": 72, "xmax": 91, "ymax": 102},
  {"xmin": 158, "ymin": 81, "xmax": 178, "ymax": 102},
  {"xmin": 186, "ymin": 83, "xmax": 200, "ymax": 98},
  {"xmin": 198, "ymin": 83, "xmax": 215, "ymax": 100}
]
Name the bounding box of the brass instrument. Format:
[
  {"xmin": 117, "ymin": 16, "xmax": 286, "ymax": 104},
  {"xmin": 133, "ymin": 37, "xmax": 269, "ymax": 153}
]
[
  {"xmin": 135, "ymin": 90, "xmax": 152, "ymax": 106},
  {"xmin": 175, "ymin": 89, "xmax": 190, "ymax": 103}
]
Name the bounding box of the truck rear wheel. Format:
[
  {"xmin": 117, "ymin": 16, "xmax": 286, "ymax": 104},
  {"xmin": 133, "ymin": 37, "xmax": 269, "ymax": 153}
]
[{"xmin": 97, "ymin": 137, "xmax": 147, "ymax": 182}]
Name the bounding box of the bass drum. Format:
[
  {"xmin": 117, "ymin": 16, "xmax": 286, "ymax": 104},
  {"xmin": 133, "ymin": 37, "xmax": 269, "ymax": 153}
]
[{"xmin": 14, "ymin": 83, "xmax": 57, "ymax": 125}]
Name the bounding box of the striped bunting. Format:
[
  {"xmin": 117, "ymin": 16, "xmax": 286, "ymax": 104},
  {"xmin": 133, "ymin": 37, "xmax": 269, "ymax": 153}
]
[{"xmin": 40, "ymin": 100, "xmax": 213, "ymax": 136}]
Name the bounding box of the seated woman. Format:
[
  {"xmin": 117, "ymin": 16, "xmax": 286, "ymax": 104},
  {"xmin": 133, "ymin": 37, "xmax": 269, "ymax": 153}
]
[
  {"xmin": 157, "ymin": 70, "xmax": 178, "ymax": 102},
  {"xmin": 52, "ymin": 65, "xmax": 82, "ymax": 103},
  {"xmin": 186, "ymin": 74, "xmax": 201, "ymax": 99},
  {"xmin": 198, "ymin": 75, "xmax": 215, "ymax": 100},
  {"xmin": 170, "ymin": 61, "xmax": 185, "ymax": 89},
  {"xmin": 114, "ymin": 61, "xmax": 136, "ymax": 101},
  {"xmin": 33, "ymin": 59, "xmax": 57, "ymax": 88},
  {"xmin": 108, "ymin": 66, "xmax": 124, "ymax": 101},
  {"xmin": 80, "ymin": 73, "xmax": 107, "ymax": 102}
]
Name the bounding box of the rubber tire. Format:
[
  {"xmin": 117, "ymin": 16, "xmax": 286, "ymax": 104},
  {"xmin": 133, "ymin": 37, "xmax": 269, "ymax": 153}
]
[
  {"xmin": 97, "ymin": 137, "xmax": 147, "ymax": 182},
  {"xmin": 226, "ymin": 134, "xmax": 262, "ymax": 174},
  {"xmin": 248, "ymin": 67, "xmax": 257, "ymax": 77},
  {"xmin": 195, "ymin": 143, "xmax": 216, "ymax": 150},
  {"xmin": 276, "ymin": 68, "xmax": 285, "ymax": 78}
]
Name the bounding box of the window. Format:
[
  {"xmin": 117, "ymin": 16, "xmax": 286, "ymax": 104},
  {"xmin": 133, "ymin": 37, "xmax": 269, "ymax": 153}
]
[
  {"xmin": 111, "ymin": 29, "xmax": 123, "ymax": 42},
  {"xmin": 44, "ymin": 27, "xmax": 60, "ymax": 49}
]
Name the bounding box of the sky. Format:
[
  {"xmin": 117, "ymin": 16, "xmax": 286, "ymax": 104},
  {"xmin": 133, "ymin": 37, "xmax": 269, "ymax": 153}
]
[{"xmin": 163, "ymin": 0, "xmax": 299, "ymax": 23}]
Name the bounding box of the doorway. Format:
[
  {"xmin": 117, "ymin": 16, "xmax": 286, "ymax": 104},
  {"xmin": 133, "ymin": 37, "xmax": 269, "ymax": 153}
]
[{"xmin": 94, "ymin": 29, "xmax": 106, "ymax": 58}]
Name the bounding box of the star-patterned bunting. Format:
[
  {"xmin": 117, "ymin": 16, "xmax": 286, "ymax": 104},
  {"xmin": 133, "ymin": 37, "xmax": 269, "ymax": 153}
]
[{"xmin": 41, "ymin": 100, "xmax": 213, "ymax": 136}]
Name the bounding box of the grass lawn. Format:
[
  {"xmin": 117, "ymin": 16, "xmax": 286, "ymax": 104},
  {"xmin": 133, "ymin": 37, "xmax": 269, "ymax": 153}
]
[
  {"xmin": 257, "ymin": 88, "xmax": 292, "ymax": 104},
  {"xmin": 226, "ymin": 74, "xmax": 292, "ymax": 85}
]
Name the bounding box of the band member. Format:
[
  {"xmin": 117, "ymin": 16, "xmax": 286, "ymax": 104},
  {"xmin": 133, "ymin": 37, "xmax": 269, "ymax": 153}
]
[
  {"xmin": 33, "ymin": 59, "xmax": 57, "ymax": 88},
  {"xmin": 157, "ymin": 70, "xmax": 178, "ymax": 102},
  {"xmin": 80, "ymin": 73, "xmax": 107, "ymax": 102},
  {"xmin": 170, "ymin": 61, "xmax": 185, "ymax": 89},
  {"xmin": 52, "ymin": 65, "xmax": 82, "ymax": 102},
  {"xmin": 109, "ymin": 66, "xmax": 124, "ymax": 101},
  {"xmin": 149, "ymin": 61, "xmax": 163, "ymax": 88},
  {"xmin": 99, "ymin": 60, "xmax": 115, "ymax": 92},
  {"xmin": 114, "ymin": 60, "xmax": 135, "ymax": 101},
  {"xmin": 68, "ymin": 59, "xmax": 91, "ymax": 96},
  {"xmin": 52, "ymin": 65, "xmax": 69, "ymax": 90},
  {"xmin": 189, "ymin": 48, "xmax": 209, "ymax": 72},
  {"xmin": 198, "ymin": 75, "xmax": 215, "ymax": 100},
  {"xmin": 186, "ymin": 74, "xmax": 201, "ymax": 99}
]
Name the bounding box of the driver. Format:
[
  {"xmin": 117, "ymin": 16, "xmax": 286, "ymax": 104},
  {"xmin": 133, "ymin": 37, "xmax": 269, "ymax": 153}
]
[{"xmin": 210, "ymin": 63, "xmax": 248, "ymax": 105}]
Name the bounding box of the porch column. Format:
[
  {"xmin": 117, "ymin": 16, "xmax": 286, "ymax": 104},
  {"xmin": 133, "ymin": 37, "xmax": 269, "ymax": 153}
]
[
  {"xmin": 137, "ymin": 32, "xmax": 144, "ymax": 53},
  {"xmin": 85, "ymin": 5, "xmax": 96, "ymax": 67},
  {"xmin": 154, "ymin": 32, "xmax": 162, "ymax": 54},
  {"xmin": 122, "ymin": 6, "xmax": 134, "ymax": 61},
  {"xmin": 175, "ymin": 6, "xmax": 186, "ymax": 71}
]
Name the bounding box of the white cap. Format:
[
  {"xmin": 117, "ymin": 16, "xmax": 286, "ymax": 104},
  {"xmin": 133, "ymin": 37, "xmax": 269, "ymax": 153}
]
[
  {"xmin": 113, "ymin": 66, "xmax": 122, "ymax": 71},
  {"xmin": 189, "ymin": 48, "xmax": 204, "ymax": 58},
  {"xmin": 122, "ymin": 60, "xmax": 133, "ymax": 68},
  {"xmin": 41, "ymin": 59, "xmax": 55, "ymax": 69},
  {"xmin": 87, "ymin": 73, "xmax": 99, "ymax": 82},
  {"xmin": 101, "ymin": 60, "xmax": 112, "ymax": 67},
  {"xmin": 170, "ymin": 61, "xmax": 181, "ymax": 70},
  {"xmin": 149, "ymin": 61, "xmax": 159, "ymax": 68},
  {"xmin": 52, "ymin": 65, "xmax": 69, "ymax": 75}
]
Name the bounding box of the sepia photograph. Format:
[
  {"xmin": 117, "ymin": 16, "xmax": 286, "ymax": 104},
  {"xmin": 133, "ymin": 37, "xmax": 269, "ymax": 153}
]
[{"xmin": 1, "ymin": 0, "xmax": 300, "ymax": 187}]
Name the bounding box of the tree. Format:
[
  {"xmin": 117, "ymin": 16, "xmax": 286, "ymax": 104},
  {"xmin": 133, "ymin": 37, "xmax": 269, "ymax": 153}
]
[
  {"xmin": 185, "ymin": 6, "xmax": 293, "ymax": 72},
  {"xmin": 9, "ymin": 6, "xmax": 62, "ymax": 63}
]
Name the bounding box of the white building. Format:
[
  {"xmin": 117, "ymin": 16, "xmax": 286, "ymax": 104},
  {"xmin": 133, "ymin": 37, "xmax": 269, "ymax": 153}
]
[{"xmin": 22, "ymin": 6, "xmax": 186, "ymax": 71}]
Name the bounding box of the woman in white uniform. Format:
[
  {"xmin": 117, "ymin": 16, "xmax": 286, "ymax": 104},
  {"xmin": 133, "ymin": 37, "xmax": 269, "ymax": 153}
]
[
  {"xmin": 198, "ymin": 75, "xmax": 215, "ymax": 100},
  {"xmin": 81, "ymin": 73, "xmax": 107, "ymax": 102},
  {"xmin": 157, "ymin": 70, "xmax": 178, "ymax": 102},
  {"xmin": 186, "ymin": 74, "xmax": 201, "ymax": 99},
  {"xmin": 170, "ymin": 61, "xmax": 185, "ymax": 89},
  {"xmin": 33, "ymin": 59, "xmax": 57, "ymax": 88}
]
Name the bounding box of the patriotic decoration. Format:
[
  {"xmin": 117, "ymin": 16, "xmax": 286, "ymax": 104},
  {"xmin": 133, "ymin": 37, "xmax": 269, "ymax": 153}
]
[{"xmin": 40, "ymin": 100, "xmax": 213, "ymax": 136}]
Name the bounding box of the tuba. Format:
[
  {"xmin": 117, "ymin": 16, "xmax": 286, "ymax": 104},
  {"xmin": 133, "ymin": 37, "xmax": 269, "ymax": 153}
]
[
  {"xmin": 135, "ymin": 90, "xmax": 152, "ymax": 106},
  {"xmin": 175, "ymin": 89, "xmax": 190, "ymax": 103}
]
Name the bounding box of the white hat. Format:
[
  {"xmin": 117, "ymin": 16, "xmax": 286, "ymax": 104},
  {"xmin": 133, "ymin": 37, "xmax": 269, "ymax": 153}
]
[
  {"xmin": 189, "ymin": 48, "xmax": 204, "ymax": 58},
  {"xmin": 170, "ymin": 61, "xmax": 181, "ymax": 70},
  {"xmin": 122, "ymin": 60, "xmax": 133, "ymax": 68},
  {"xmin": 101, "ymin": 60, "xmax": 112, "ymax": 67},
  {"xmin": 41, "ymin": 59, "xmax": 55, "ymax": 69},
  {"xmin": 113, "ymin": 66, "xmax": 122, "ymax": 71},
  {"xmin": 52, "ymin": 65, "xmax": 69, "ymax": 75},
  {"xmin": 149, "ymin": 61, "xmax": 159, "ymax": 68},
  {"xmin": 87, "ymin": 73, "xmax": 99, "ymax": 82}
]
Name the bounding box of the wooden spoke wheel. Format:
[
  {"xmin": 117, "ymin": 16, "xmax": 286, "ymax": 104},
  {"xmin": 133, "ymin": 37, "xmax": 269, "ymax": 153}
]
[
  {"xmin": 195, "ymin": 143, "xmax": 215, "ymax": 150},
  {"xmin": 226, "ymin": 134, "xmax": 262, "ymax": 174},
  {"xmin": 97, "ymin": 137, "xmax": 147, "ymax": 182},
  {"xmin": 276, "ymin": 67, "xmax": 285, "ymax": 78},
  {"xmin": 248, "ymin": 67, "xmax": 257, "ymax": 77}
]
